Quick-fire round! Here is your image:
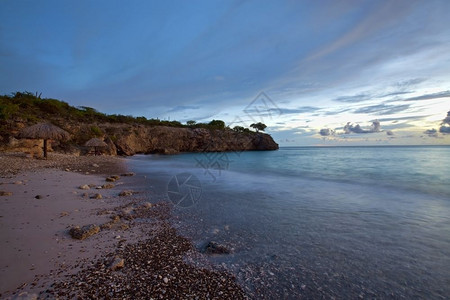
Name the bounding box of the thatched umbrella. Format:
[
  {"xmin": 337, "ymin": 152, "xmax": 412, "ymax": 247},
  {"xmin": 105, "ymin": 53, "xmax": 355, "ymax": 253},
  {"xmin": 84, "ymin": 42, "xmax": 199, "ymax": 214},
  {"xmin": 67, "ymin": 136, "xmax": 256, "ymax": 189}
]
[
  {"xmin": 20, "ymin": 123, "xmax": 70, "ymax": 158},
  {"xmin": 85, "ymin": 138, "xmax": 107, "ymax": 155}
]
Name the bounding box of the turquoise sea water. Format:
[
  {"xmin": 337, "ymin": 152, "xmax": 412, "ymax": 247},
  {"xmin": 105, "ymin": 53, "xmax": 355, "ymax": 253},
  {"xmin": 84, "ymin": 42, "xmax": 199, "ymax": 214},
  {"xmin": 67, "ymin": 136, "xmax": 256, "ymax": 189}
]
[{"xmin": 127, "ymin": 146, "xmax": 450, "ymax": 299}]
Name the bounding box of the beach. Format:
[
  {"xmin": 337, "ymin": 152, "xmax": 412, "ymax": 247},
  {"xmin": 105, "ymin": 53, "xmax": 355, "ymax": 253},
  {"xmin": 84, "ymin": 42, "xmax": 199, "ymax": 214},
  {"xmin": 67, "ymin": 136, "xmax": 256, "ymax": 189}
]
[{"xmin": 0, "ymin": 153, "xmax": 244, "ymax": 299}]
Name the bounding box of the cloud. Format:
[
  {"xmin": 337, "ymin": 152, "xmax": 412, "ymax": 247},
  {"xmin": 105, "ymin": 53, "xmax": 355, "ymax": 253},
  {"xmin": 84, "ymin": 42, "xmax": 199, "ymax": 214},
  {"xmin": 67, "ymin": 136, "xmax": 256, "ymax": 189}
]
[
  {"xmin": 376, "ymin": 115, "xmax": 427, "ymax": 122},
  {"xmin": 440, "ymin": 126, "xmax": 450, "ymax": 134},
  {"xmin": 334, "ymin": 93, "xmax": 372, "ymax": 103},
  {"xmin": 354, "ymin": 104, "xmax": 410, "ymax": 115},
  {"xmin": 404, "ymin": 90, "xmax": 450, "ymax": 101},
  {"xmin": 437, "ymin": 111, "xmax": 450, "ymax": 134},
  {"xmin": 424, "ymin": 128, "xmax": 438, "ymax": 137},
  {"xmin": 319, "ymin": 128, "xmax": 334, "ymax": 136},
  {"xmin": 393, "ymin": 78, "xmax": 426, "ymax": 89},
  {"xmin": 344, "ymin": 120, "xmax": 381, "ymax": 134},
  {"xmin": 167, "ymin": 105, "xmax": 200, "ymax": 113},
  {"xmin": 442, "ymin": 111, "xmax": 450, "ymax": 125}
]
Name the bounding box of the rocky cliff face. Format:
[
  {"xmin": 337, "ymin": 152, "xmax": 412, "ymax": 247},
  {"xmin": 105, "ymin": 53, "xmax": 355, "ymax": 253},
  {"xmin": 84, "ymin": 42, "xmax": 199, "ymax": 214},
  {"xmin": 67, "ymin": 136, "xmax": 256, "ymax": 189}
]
[
  {"xmin": 112, "ymin": 126, "xmax": 278, "ymax": 155},
  {"xmin": 1, "ymin": 121, "xmax": 278, "ymax": 156}
]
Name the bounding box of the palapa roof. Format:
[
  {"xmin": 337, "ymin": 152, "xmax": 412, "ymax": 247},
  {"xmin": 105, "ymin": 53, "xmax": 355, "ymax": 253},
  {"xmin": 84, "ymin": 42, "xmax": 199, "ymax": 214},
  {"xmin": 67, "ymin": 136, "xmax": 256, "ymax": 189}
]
[
  {"xmin": 85, "ymin": 138, "xmax": 108, "ymax": 147},
  {"xmin": 19, "ymin": 123, "xmax": 70, "ymax": 140}
]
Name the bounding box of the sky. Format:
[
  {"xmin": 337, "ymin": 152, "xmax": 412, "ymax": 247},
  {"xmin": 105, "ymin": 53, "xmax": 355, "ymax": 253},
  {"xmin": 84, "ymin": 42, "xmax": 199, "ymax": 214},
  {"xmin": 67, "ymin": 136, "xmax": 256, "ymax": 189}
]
[{"xmin": 1, "ymin": 0, "xmax": 449, "ymax": 146}]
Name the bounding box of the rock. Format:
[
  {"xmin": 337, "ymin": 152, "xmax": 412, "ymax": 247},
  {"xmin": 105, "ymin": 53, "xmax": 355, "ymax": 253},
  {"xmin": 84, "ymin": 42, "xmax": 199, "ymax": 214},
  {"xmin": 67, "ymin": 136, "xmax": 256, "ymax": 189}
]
[
  {"xmin": 111, "ymin": 175, "xmax": 120, "ymax": 180},
  {"xmin": 60, "ymin": 211, "xmax": 69, "ymax": 217},
  {"xmin": 105, "ymin": 177, "xmax": 116, "ymax": 182},
  {"xmin": 119, "ymin": 190, "xmax": 134, "ymax": 197},
  {"xmin": 82, "ymin": 192, "xmax": 89, "ymax": 198},
  {"xmin": 109, "ymin": 256, "xmax": 124, "ymax": 271},
  {"xmin": 34, "ymin": 195, "xmax": 43, "ymax": 199},
  {"xmin": 92, "ymin": 163, "xmax": 100, "ymax": 168},
  {"xmin": 88, "ymin": 184, "xmax": 97, "ymax": 188},
  {"xmin": 0, "ymin": 191, "xmax": 13, "ymax": 196},
  {"xmin": 90, "ymin": 193, "xmax": 102, "ymax": 199},
  {"xmin": 200, "ymin": 241, "xmax": 231, "ymax": 254},
  {"xmin": 121, "ymin": 172, "xmax": 135, "ymax": 177},
  {"xmin": 101, "ymin": 183, "xmax": 115, "ymax": 189},
  {"xmin": 142, "ymin": 202, "xmax": 153, "ymax": 209},
  {"xmin": 69, "ymin": 224, "xmax": 100, "ymax": 240},
  {"xmin": 65, "ymin": 168, "xmax": 70, "ymax": 172},
  {"xmin": 163, "ymin": 277, "xmax": 169, "ymax": 284},
  {"xmin": 12, "ymin": 292, "xmax": 38, "ymax": 300},
  {"xmin": 79, "ymin": 184, "xmax": 90, "ymax": 190},
  {"xmin": 14, "ymin": 181, "xmax": 23, "ymax": 185}
]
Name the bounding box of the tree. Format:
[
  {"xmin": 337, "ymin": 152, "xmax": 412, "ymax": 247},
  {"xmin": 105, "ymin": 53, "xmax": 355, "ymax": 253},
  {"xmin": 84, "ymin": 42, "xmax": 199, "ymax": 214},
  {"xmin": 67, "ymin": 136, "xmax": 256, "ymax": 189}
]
[
  {"xmin": 208, "ymin": 119, "xmax": 225, "ymax": 130},
  {"xmin": 250, "ymin": 122, "xmax": 267, "ymax": 132},
  {"xmin": 186, "ymin": 120, "xmax": 196, "ymax": 126}
]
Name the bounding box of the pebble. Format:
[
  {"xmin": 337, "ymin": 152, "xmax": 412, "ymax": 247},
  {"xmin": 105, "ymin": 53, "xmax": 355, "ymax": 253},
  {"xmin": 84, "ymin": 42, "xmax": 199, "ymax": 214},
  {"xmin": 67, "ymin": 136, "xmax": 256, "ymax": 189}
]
[
  {"xmin": 79, "ymin": 184, "xmax": 90, "ymax": 190},
  {"xmin": 163, "ymin": 277, "xmax": 169, "ymax": 284}
]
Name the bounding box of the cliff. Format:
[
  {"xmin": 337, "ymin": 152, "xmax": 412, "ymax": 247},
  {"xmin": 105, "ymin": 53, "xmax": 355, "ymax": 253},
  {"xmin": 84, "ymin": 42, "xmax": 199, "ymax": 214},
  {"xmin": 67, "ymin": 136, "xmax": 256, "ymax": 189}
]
[
  {"xmin": 1, "ymin": 121, "xmax": 278, "ymax": 156},
  {"xmin": 0, "ymin": 92, "xmax": 278, "ymax": 156}
]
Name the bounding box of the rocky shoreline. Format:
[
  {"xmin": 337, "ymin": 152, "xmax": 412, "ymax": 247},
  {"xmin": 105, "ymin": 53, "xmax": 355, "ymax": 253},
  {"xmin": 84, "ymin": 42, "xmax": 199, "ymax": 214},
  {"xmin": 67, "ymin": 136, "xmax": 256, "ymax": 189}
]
[{"xmin": 0, "ymin": 153, "xmax": 246, "ymax": 299}]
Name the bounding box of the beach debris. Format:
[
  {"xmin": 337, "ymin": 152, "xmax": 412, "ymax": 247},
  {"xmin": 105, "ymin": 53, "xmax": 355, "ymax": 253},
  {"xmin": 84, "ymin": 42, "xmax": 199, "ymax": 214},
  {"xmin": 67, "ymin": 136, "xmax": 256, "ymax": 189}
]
[
  {"xmin": 34, "ymin": 194, "xmax": 43, "ymax": 199},
  {"xmin": 200, "ymin": 241, "xmax": 231, "ymax": 254},
  {"xmin": 119, "ymin": 190, "xmax": 134, "ymax": 197},
  {"xmin": 69, "ymin": 224, "xmax": 100, "ymax": 240},
  {"xmin": 79, "ymin": 184, "xmax": 90, "ymax": 190},
  {"xmin": 0, "ymin": 191, "xmax": 13, "ymax": 196},
  {"xmin": 90, "ymin": 193, "xmax": 102, "ymax": 199},
  {"xmin": 101, "ymin": 183, "xmax": 115, "ymax": 189},
  {"xmin": 108, "ymin": 256, "xmax": 124, "ymax": 271},
  {"xmin": 121, "ymin": 172, "xmax": 135, "ymax": 177}
]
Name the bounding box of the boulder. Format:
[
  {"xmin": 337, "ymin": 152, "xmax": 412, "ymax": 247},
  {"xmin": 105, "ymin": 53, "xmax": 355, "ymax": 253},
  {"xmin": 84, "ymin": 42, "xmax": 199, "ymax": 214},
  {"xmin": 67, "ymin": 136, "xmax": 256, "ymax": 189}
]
[
  {"xmin": 200, "ymin": 241, "xmax": 231, "ymax": 254},
  {"xmin": 69, "ymin": 224, "xmax": 100, "ymax": 240},
  {"xmin": 119, "ymin": 190, "xmax": 134, "ymax": 197}
]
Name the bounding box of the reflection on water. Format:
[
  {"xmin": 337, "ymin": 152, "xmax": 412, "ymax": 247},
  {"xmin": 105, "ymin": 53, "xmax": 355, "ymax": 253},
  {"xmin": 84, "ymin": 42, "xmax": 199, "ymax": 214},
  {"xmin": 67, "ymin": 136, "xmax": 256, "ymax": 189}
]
[{"xmin": 127, "ymin": 146, "xmax": 450, "ymax": 298}]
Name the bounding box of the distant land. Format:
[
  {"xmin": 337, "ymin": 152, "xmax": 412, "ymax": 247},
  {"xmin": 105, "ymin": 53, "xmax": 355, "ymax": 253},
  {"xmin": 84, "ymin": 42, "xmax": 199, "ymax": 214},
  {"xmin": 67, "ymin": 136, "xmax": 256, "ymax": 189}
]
[{"xmin": 0, "ymin": 92, "xmax": 278, "ymax": 156}]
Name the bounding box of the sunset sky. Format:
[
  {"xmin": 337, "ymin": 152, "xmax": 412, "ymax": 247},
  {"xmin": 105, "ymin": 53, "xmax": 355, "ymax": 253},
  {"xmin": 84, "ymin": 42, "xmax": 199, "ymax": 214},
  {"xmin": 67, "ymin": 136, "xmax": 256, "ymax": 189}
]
[{"xmin": 1, "ymin": 0, "xmax": 449, "ymax": 146}]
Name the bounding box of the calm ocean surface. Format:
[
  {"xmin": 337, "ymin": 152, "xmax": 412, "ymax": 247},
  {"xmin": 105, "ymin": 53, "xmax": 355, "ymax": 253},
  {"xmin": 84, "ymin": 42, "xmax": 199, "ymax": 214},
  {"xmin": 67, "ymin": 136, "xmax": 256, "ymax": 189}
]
[{"xmin": 127, "ymin": 146, "xmax": 450, "ymax": 299}]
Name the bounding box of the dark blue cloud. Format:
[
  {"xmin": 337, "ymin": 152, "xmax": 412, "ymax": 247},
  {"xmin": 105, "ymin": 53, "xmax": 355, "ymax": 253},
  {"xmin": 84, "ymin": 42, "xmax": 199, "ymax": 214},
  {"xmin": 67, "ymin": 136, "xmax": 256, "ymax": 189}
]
[
  {"xmin": 404, "ymin": 90, "xmax": 450, "ymax": 101},
  {"xmin": 354, "ymin": 104, "xmax": 410, "ymax": 115}
]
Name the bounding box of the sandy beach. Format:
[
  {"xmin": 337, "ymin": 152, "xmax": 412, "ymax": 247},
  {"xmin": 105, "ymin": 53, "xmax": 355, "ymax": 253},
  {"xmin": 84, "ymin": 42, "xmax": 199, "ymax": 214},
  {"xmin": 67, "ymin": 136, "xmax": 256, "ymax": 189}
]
[{"xmin": 0, "ymin": 153, "xmax": 245, "ymax": 299}]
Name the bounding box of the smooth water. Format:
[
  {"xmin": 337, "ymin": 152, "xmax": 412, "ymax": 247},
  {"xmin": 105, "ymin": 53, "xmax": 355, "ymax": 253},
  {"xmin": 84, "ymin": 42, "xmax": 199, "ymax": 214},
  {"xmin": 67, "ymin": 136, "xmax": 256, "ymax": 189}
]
[{"xmin": 127, "ymin": 146, "xmax": 450, "ymax": 299}]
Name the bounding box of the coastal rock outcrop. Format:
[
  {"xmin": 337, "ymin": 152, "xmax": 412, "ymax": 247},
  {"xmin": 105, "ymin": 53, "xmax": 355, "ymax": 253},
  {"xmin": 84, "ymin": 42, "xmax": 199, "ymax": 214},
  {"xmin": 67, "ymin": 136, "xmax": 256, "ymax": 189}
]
[{"xmin": 112, "ymin": 126, "xmax": 279, "ymax": 156}]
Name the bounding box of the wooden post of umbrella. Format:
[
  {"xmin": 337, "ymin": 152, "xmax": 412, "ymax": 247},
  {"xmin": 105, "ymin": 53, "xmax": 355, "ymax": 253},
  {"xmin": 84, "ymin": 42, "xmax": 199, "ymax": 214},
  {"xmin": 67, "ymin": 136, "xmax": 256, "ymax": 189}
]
[{"xmin": 19, "ymin": 123, "xmax": 70, "ymax": 159}]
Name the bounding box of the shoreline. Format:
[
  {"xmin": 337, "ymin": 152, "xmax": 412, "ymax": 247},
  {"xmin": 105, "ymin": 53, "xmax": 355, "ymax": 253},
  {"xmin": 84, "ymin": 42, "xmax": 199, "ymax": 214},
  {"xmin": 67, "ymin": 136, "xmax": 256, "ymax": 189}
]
[{"xmin": 0, "ymin": 153, "xmax": 245, "ymax": 299}]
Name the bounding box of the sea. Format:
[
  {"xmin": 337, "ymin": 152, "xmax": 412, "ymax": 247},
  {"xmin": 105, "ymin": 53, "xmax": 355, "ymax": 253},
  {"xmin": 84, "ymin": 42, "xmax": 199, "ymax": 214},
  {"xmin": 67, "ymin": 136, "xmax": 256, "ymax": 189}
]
[{"xmin": 126, "ymin": 146, "xmax": 450, "ymax": 299}]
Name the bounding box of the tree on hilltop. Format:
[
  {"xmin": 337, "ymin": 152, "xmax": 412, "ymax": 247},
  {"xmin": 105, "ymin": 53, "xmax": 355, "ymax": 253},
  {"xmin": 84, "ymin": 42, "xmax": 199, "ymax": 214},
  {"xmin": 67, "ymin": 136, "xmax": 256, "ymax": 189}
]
[{"xmin": 250, "ymin": 122, "xmax": 267, "ymax": 132}]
